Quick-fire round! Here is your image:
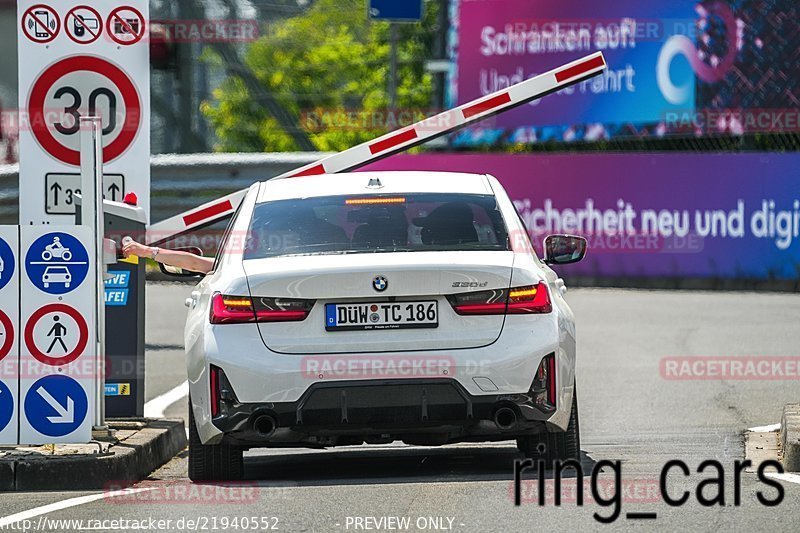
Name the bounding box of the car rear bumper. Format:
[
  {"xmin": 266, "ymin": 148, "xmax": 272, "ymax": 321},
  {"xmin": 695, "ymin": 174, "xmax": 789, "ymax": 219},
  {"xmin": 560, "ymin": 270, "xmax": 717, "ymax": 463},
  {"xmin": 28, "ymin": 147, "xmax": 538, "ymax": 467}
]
[
  {"xmin": 209, "ymin": 378, "xmax": 560, "ymax": 448},
  {"xmin": 187, "ymin": 313, "xmax": 576, "ymax": 445}
]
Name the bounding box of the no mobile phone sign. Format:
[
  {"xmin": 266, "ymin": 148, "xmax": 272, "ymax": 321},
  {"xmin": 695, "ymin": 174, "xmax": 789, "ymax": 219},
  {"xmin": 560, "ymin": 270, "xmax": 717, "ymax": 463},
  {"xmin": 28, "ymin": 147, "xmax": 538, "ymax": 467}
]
[{"xmin": 21, "ymin": 4, "xmax": 60, "ymax": 44}]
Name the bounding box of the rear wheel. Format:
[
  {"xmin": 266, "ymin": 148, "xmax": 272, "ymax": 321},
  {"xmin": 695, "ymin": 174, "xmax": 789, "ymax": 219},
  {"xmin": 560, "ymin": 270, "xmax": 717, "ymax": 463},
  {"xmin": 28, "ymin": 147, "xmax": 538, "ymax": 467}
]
[
  {"xmin": 517, "ymin": 383, "xmax": 580, "ymax": 465},
  {"xmin": 188, "ymin": 399, "xmax": 244, "ymax": 482}
]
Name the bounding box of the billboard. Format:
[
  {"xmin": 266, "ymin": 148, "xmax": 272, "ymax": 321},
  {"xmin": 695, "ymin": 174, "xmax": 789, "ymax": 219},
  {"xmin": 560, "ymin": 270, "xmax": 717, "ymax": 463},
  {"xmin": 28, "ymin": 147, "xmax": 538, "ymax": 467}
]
[
  {"xmin": 363, "ymin": 152, "xmax": 800, "ymax": 280},
  {"xmin": 447, "ymin": 0, "xmax": 800, "ymax": 145}
]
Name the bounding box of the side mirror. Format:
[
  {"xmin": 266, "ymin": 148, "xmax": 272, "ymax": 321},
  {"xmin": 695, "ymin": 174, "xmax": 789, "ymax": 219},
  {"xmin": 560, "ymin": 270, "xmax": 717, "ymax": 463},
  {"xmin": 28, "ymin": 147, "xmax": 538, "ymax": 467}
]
[
  {"xmin": 157, "ymin": 246, "xmax": 207, "ymax": 278},
  {"xmin": 543, "ymin": 235, "xmax": 587, "ymax": 265}
]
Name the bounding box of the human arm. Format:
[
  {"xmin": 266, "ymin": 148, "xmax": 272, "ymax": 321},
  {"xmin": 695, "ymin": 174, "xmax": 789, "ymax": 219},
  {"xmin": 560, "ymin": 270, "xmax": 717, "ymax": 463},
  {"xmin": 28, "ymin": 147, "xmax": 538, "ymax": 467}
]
[{"xmin": 121, "ymin": 240, "xmax": 215, "ymax": 274}]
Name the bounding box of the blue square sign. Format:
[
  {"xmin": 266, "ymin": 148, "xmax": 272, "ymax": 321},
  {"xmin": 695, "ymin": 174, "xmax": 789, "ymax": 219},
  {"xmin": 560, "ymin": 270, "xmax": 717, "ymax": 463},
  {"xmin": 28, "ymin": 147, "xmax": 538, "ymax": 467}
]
[{"xmin": 369, "ymin": 0, "xmax": 423, "ymax": 22}]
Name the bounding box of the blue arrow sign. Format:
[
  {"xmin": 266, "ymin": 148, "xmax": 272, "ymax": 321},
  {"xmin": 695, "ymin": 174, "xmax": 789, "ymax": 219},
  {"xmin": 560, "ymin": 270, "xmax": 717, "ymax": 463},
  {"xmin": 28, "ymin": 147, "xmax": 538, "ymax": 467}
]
[
  {"xmin": 0, "ymin": 380, "xmax": 13, "ymax": 432},
  {"xmin": 0, "ymin": 237, "xmax": 15, "ymax": 292},
  {"xmin": 24, "ymin": 375, "xmax": 88, "ymax": 437},
  {"xmin": 25, "ymin": 232, "xmax": 89, "ymax": 295}
]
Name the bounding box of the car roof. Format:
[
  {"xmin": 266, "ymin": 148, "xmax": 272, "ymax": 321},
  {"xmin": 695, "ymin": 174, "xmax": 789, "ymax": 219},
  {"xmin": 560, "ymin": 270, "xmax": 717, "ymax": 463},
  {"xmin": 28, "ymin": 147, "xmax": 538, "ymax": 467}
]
[{"xmin": 256, "ymin": 171, "xmax": 493, "ymax": 203}]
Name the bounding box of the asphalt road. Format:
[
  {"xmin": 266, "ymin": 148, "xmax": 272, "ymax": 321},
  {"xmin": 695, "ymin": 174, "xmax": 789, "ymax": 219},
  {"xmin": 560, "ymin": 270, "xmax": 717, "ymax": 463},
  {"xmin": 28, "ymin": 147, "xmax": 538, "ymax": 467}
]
[{"xmin": 1, "ymin": 283, "xmax": 799, "ymax": 532}]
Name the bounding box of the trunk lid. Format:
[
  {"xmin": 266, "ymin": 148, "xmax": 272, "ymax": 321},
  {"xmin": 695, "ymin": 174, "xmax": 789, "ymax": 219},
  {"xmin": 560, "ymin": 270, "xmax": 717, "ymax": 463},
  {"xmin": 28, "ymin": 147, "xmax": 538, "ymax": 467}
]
[{"xmin": 243, "ymin": 251, "xmax": 514, "ymax": 354}]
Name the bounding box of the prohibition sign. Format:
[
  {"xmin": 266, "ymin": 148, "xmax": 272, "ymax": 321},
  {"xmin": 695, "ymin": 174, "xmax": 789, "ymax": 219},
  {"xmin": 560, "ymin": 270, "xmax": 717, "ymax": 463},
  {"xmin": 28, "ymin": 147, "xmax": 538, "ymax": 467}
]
[
  {"xmin": 0, "ymin": 310, "xmax": 13, "ymax": 362},
  {"xmin": 106, "ymin": 6, "xmax": 145, "ymax": 46},
  {"xmin": 21, "ymin": 5, "xmax": 61, "ymax": 44},
  {"xmin": 66, "ymin": 6, "xmax": 103, "ymax": 45},
  {"xmin": 24, "ymin": 303, "xmax": 88, "ymax": 367},
  {"xmin": 28, "ymin": 56, "xmax": 141, "ymax": 166}
]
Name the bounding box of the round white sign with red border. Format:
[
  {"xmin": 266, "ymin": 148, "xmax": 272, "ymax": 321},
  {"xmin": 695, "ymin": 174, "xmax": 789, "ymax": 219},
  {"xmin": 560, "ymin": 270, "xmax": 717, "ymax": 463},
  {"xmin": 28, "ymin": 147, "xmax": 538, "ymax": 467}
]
[
  {"xmin": 65, "ymin": 5, "xmax": 103, "ymax": 45},
  {"xmin": 21, "ymin": 4, "xmax": 60, "ymax": 44},
  {"xmin": 0, "ymin": 310, "xmax": 13, "ymax": 362},
  {"xmin": 28, "ymin": 55, "xmax": 141, "ymax": 166},
  {"xmin": 106, "ymin": 6, "xmax": 145, "ymax": 46},
  {"xmin": 24, "ymin": 303, "xmax": 88, "ymax": 366}
]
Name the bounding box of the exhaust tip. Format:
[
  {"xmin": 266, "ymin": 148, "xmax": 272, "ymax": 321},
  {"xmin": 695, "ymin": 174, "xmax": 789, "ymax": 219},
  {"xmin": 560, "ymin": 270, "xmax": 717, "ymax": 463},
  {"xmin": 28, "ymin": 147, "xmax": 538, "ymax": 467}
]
[
  {"xmin": 494, "ymin": 406, "xmax": 518, "ymax": 430},
  {"xmin": 252, "ymin": 414, "xmax": 278, "ymax": 437}
]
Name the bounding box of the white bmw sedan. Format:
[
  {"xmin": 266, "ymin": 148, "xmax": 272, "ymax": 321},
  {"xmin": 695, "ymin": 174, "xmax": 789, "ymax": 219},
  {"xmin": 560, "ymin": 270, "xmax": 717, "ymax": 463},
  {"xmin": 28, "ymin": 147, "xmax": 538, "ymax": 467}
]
[{"xmin": 183, "ymin": 171, "xmax": 587, "ymax": 481}]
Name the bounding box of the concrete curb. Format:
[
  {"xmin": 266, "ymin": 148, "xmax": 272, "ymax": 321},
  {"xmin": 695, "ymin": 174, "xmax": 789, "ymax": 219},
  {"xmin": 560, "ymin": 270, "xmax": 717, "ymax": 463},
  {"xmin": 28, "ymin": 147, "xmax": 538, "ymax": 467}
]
[
  {"xmin": 0, "ymin": 419, "xmax": 187, "ymax": 492},
  {"xmin": 781, "ymin": 404, "xmax": 800, "ymax": 472}
]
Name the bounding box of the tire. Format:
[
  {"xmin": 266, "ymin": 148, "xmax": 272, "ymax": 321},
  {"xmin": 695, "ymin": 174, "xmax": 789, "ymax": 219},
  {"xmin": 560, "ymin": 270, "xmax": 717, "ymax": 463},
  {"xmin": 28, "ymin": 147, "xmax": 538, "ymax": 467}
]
[
  {"xmin": 62, "ymin": 251, "xmax": 72, "ymax": 261},
  {"xmin": 188, "ymin": 399, "xmax": 244, "ymax": 482},
  {"xmin": 42, "ymin": 251, "xmax": 52, "ymax": 261},
  {"xmin": 517, "ymin": 383, "xmax": 580, "ymax": 465}
]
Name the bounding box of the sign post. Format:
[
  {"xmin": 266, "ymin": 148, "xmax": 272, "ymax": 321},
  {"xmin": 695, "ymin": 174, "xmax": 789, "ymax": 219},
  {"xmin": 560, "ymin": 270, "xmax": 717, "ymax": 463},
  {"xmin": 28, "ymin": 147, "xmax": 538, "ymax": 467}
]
[
  {"xmin": 0, "ymin": 227, "xmax": 19, "ymax": 445},
  {"xmin": 17, "ymin": 0, "xmax": 150, "ymax": 225},
  {"xmin": 80, "ymin": 116, "xmax": 107, "ymax": 431},
  {"xmin": 368, "ymin": 0, "xmax": 423, "ymax": 112}
]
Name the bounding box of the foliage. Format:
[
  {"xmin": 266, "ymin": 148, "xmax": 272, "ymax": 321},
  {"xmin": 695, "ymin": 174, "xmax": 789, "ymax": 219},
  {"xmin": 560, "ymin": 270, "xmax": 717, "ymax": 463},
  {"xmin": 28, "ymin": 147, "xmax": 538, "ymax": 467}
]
[{"xmin": 202, "ymin": 0, "xmax": 437, "ymax": 152}]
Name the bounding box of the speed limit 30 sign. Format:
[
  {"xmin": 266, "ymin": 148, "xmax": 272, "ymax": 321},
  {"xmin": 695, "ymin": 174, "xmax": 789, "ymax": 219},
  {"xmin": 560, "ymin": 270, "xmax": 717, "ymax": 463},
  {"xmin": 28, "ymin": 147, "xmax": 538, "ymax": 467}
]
[
  {"xmin": 18, "ymin": 1, "xmax": 150, "ymax": 225},
  {"xmin": 29, "ymin": 56, "xmax": 141, "ymax": 166}
]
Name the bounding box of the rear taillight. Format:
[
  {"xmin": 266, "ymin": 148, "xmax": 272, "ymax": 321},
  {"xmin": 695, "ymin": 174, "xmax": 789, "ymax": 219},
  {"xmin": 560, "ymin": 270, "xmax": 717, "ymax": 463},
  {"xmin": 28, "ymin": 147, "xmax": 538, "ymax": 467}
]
[
  {"xmin": 210, "ymin": 294, "xmax": 256, "ymax": 324},
  {"xmin": 446, "ymin": 288, "xmax": 507, "ymax": 315},
  {"xmin": 210, "ymin": 293, "xmax": 314, "ymax": 324},
  {"xmin": 447, "ymin": 282, "xmax": 551, "ymax": 315},
  {"xmin": 252, "ymin": 296, "xmax": 314, "ymax": 322},
  {"xmin": 507, "ymin": 283, "xmax": 552, "ymax": 314}
]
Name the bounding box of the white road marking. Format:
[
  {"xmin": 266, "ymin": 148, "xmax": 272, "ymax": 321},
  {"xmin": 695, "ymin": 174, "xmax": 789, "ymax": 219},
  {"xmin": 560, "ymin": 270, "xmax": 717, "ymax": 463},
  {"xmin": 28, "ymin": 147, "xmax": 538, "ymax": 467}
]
[
  {"xmin": 144, "ymin": 380, "xmax": 189, "ymax": 418},
  {"xmin": 748, "ymin": 423, "xmax": 781, "ymax": 432},
  {"xmin": 0, "ymin": 487, "xmax": 154, "ymax": 528},
  {"xmin": 765, "ymin": 473, "xmax": 800, "ymax": 485}
]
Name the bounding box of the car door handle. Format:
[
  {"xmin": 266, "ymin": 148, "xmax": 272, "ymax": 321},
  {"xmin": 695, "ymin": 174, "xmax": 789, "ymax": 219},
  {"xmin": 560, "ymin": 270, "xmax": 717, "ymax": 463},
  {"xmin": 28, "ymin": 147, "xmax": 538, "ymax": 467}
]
[{"xmin": 555, "ymin": 278, "xmax": 567, "ymax": 295}]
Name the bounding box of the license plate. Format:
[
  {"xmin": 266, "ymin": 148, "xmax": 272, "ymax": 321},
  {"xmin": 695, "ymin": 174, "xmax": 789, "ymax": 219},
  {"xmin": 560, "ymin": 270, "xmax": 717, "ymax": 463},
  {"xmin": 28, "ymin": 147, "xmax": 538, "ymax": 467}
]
[{"xmin": 325, "ymin": 301, "xmax": 438, "ymax": 331}]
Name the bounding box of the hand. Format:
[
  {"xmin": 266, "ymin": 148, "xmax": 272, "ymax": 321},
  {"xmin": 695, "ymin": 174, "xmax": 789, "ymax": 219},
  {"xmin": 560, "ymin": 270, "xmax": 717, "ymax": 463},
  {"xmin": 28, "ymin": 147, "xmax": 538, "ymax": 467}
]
[{"xmin": 121, "ymin": 239, "xmax": 152, "ymax": 259}]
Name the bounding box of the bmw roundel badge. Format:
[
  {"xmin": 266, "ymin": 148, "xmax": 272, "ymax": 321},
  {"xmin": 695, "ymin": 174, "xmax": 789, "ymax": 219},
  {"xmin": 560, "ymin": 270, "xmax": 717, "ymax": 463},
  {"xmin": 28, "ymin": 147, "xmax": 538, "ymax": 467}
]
[{"xmin": 372, "ymin": 276, "xmax": 388, "ymax": 292}]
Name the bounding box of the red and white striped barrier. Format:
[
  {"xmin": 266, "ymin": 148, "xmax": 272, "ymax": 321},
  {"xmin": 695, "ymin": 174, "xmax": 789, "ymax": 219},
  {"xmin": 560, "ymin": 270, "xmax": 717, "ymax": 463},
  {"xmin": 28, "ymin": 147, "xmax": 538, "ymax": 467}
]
[{"xmin": 147, "ymin": 52, "xmax": 606, "ymax": 245}]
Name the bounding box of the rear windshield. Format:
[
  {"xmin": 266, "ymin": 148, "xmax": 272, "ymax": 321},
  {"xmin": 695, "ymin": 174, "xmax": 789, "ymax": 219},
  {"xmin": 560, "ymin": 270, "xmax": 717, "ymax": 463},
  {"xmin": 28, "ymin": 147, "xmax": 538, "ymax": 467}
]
[{"xmin": 243, "ymin": 193, "xmax": 509, "ymax": 259}]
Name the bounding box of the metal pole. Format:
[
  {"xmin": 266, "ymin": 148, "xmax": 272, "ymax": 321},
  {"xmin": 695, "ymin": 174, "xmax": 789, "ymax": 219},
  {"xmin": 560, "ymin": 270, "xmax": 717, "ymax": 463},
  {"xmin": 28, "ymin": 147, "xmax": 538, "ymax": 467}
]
[
  {"xmin": 432, "ymin": 0, "xmax": 448, "ymax": 111},
  {"xmin": 80, "ymin": 117, "xmax": 107, "ymax": 431},
  {"xmin": 389, "ymin": 23, "xmax": 398, "ymax": 111}
]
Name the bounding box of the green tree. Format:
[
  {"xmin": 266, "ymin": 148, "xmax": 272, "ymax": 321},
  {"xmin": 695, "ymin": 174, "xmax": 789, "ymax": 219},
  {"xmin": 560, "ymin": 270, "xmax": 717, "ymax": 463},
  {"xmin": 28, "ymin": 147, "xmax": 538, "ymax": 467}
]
[{"xmin": 202, "ymin": 0, "xmax": 437, "ymax": 152}]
